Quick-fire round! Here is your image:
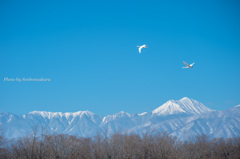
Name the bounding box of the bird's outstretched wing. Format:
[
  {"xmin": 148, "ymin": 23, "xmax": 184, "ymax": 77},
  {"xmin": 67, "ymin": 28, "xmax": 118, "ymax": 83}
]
[
  {"xmin": 190, "ymin": 62, "xmax": 195, "ymax": 67},
  {"xmin": 138, "ymin": 46, "xmax": 143, "ymax": 53},
  {"xmin": 183, "ymin": 61, "xmax": 190, "ymax": 66}
]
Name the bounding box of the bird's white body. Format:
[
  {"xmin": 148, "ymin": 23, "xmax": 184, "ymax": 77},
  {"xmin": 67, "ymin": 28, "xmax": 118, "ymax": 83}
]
[
  {"xmin": 137, "ymin": 44, "xmax": 147, "ymax": 53},
  {"xmin": 182, "ymin": 61, "xmax": 195, "ymax": 68}
]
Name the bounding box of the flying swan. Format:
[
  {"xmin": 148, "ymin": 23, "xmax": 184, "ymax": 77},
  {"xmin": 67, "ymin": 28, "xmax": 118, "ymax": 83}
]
[{"xmin": 137, "ymin": 44, "xmax": 148, "ymax": 53}]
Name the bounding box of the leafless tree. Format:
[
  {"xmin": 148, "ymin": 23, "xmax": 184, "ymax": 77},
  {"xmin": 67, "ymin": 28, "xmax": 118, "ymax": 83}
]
[{"xmin": 1, "ymin": 129, "xmax": 239, "ymax": 159}]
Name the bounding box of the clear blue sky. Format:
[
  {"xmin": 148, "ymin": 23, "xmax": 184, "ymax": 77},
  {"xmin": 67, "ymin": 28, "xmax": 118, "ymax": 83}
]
[{"xmin": 0, "ymin": 0, "xmax": 239, "ymax": 116}]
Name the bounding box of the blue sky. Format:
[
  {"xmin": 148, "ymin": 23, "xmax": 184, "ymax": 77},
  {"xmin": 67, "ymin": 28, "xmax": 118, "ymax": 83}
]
[{"xmin": 0, "ymin": 0, "xmax": 240, "ymax": 116}]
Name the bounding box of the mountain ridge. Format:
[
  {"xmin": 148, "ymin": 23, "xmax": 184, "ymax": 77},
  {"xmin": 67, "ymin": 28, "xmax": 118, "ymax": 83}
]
[{"xmin": 1, "ymin": 97, "xmax": 239, "ymax": 141}]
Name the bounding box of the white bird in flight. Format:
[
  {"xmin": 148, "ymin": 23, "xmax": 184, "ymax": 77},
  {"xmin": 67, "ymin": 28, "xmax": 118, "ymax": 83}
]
[
  {"xmin": 182, "ymin": 61, "xmax": 195, "ymax": 69},
  {"xmin": 137, "ymin": 44, "xmax": 148, "ymax": 53}
]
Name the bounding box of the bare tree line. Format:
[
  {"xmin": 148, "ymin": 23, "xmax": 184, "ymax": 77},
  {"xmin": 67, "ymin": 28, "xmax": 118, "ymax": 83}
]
[{"xmin": 0, "ymin": 129, "xmax": 240, "ymax": 159}]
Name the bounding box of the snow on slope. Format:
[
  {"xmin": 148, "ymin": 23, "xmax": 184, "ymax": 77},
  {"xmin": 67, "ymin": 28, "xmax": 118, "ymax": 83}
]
[
  {"xmin": 1, "ymin": 97, "xmax": 239, "ymax": 141},
  {"xmin": 170, "ymin": 105, "xmax": 240, "ymax": 140},
  {"xmin": 128, "ymin": 106, "xmax": 240, "ymax": 141}
]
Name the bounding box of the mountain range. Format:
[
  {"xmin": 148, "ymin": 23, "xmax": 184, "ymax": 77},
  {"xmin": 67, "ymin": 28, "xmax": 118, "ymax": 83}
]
[{"xmin": 1, "ymin": 97, "xmax": 240, "ymax": 141}]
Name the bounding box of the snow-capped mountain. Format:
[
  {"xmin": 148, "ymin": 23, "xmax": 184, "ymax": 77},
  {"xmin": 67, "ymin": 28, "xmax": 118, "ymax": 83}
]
[
  {"xmin": 0, "ymin": 97, "xmax": 239, "ymax": 141},
  {"xmin": 152, "ymin": 97, "xmax": 213, "ymax": 116}
]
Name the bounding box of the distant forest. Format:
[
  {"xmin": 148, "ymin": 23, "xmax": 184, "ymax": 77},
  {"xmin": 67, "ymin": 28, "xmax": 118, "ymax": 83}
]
[{"xmin": 0, "ymin": 129, "xmax": 239, "ymax": 159}]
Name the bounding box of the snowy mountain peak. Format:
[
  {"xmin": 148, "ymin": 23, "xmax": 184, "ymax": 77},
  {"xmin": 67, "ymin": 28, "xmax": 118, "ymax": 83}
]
[
  {"xmin": 101, "ymin": 111, "xmax": 130, "ymax": 124},
  {"xmin": 152, "ymin": 100, "xmax": 185, "ymax": 115},
  {"xmin": 72, "ymin": 111, "xmax": 96, "ymax": 117},
  {"xmin": 116, "ymin": 111, "xmax": 130, "ymax": 116},
  {"xmin": 105, "ymin": 111, "xmax": 131, "ymax": 119},
  {"xmin": 138, "ymin": 112, "xmax": 147, "ymax": 116},
  {"xmin": 180, "ymin": 97, "xmax": 191, "ymax": 101},
  {"xmin": 152, "ymin": 97, "xmax": 213, "ymax": 116},
  {"xmin": 28, "ymin": 111, "xmax": 57, "ymax": 118}
]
